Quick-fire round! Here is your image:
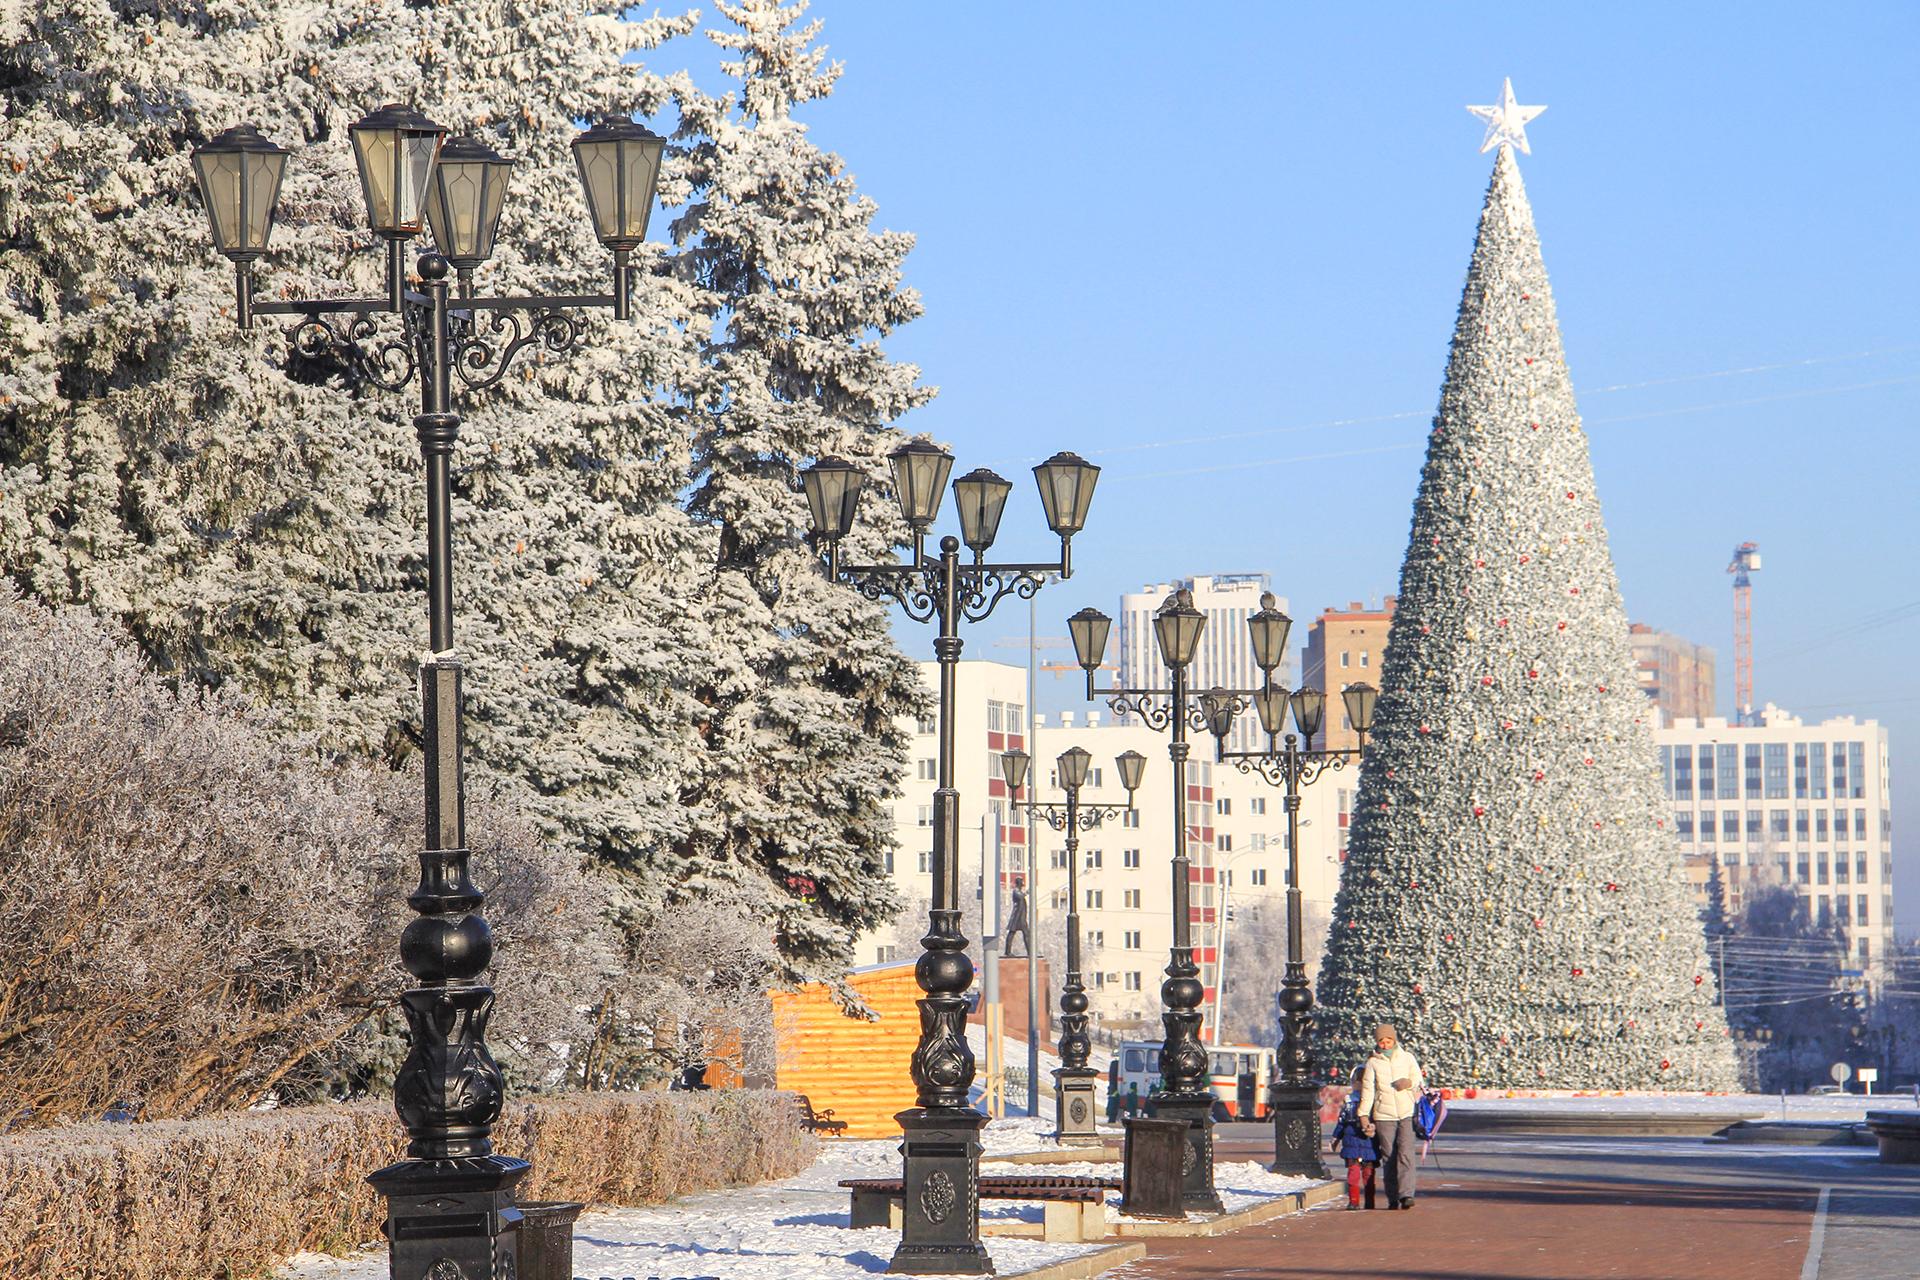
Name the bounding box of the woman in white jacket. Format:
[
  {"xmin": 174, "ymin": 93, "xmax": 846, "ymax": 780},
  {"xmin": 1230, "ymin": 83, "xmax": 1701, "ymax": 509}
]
[{"xmin": 1356, "ymin": 1023, "xmax": 1424, "ymax": 1209}]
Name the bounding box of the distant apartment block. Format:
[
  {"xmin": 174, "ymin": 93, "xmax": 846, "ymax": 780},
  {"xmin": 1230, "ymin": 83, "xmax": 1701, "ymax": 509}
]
[
  {"xmin": 1654, "ymin": 705, "xmax": 1893, "ymax": 979},
  {"xmin": 1630, "ymin": 623, "xmax": 1716, "ymax": 723},
  {"xmin": 1302, "ymin": 598, "xmax": 1396, "ymax": 753}
]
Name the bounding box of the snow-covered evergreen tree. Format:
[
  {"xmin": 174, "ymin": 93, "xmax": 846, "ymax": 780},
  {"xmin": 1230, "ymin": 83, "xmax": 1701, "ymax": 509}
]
[
  {"xmin": 1315, "ymin": 147, "xmax": 1738, "ymax": 1089},
  {"xmin": 0, "ymin": 3, "xmax": 716, "ymax": 888},
  {"xmin": 665, "ymin": 0, "xmax": 926, "ymax": 971}
]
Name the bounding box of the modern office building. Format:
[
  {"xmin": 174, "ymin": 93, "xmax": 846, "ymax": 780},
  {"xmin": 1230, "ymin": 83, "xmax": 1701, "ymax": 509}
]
[
  {"xmin": 1654, "ymin": 705, "xmax": 1893, "ymax": 978},
  {"xmin": 1630, "ymin": 623, "xmax": 1717, "ymax": 724},
  {"xmin": 1301, "ymin": 598, "xmax": 1396, "ymax": 753},
  {"xmin": 1116, "ymin": 574, "xmax": 1289, "ymax": 755}
]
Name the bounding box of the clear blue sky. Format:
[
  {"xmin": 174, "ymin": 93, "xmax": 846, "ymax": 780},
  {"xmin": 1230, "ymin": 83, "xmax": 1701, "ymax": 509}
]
[{"xmin": 655, "ymin": 3, "xmax": 1920, "ymax": 927}]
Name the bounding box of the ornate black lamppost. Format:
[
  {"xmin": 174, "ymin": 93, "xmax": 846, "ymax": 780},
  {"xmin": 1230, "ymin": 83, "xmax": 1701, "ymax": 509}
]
[
  {"xmin": 1199, "ymin": 596, "xmax": 1376, "ymax": 1178},
  {"xmin": 802, "ymin": 445, "xmax": 1100, "ymax": 1274},
  {"xmin": 1000, "ymin": 746, "xmax": 1147, "ymax": 1145},
  {"xmin": 191, "ymin": 106, "xmax": 664, "ymax": 1280},
  {"xmin": 1065, "ymin": 589, "xmax": 1268, "ymax": 1213}
]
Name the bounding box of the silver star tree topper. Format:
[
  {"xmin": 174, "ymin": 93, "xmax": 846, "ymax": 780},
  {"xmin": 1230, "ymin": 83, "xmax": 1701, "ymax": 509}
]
[{"xmin": 1467, "ymin": 77, "xmax": 1547, "ymax": 154}]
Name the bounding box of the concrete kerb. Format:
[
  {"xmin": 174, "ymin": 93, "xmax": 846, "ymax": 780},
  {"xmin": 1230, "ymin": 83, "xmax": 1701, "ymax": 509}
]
[
  {"xmin": 997, "ymin": 1242, "xmax": 1146, "ymax": 1280},
  {"xmin": 1109, "ymin": 1179, "xmax": 1344, "ymax": 1238}
]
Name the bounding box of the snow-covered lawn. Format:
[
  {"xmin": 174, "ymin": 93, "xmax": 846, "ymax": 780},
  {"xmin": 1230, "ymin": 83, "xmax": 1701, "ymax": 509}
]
[{"xmin": 277, "ymin": 1117, "xmax": 1315, "ymax": 1280}]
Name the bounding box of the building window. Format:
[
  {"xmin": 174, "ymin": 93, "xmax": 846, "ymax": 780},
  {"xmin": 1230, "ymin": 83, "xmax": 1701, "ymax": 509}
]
[
  {"xmin": 1832, "ymin": 743, "xmax": 1848, "ymax": 798},
  {"xmin": 878, "ymin": 944, "xmax": 899, "ymax": 963},
  {"xmin": 884, "ymin": 850, "xmax": 895, "ymax": 873},
  {"xmin": 1086, "ymin": 848, "xmax": 1103, "ymax": 869},
  {"xmin": 1251, "ymin": 797, "xmax": 1267, "ymax": 815},
  {"xmin": 1836, "ymin": 853, "xmax": 1850, "ymax": 884},
  {"xmin": 1251, "ymin": 868, "xmax": 1268, "ymax": 886},
  {"xmin": 1810, "ymin": 742, "xmax": 1828, "ymax": 799},
  {"xmin": 1123, "ymin": 848, "xmax": 1141, "ymax": 868},
  {"xmin": 1217, "ymin": 834, "xmax": 1232, "ymax": 853},
  {"xmin": 1123, "ymin": 810, "xmax": 1141, "ymax": 829},
  {"xmin": 1008, "ymin": 703, "xmax": 1024, "ymax": 730},
  {"xmin": 1123, "ymin": 888, "xmax": 1142, "ymax": 909},
  {"xmin": 1086, "ymin": 889, "xmax": 1104, "ymax": 909},
  {"xmin": 1816, "ymin": 810, "xmax": 1829, "ymax": 842},
  {"xmin": 1764, "ymin": 744, "xmax": 1788, "ymax": 798},
  {"xmin": 1796, "ymin": 858, "xmax": 1810, "ymax": 885},
  {"xmin": 1340, "ymin": 651, "xmax": 1350, "ymax": 668},
  {"xmin": 1817, "ymin": 852, "xmax": 1829, "ymax": 885},
  {"xmin": 1699, "ymin": 810, "xmax": 1715, "ymax": 843},
  {"xmin": 1698, "ymin": 746, "xmax": 1715, "ymax": 799},
  {"xmin": 1858, "ymin": 895, "xmax": 1870, "ymax": 924},
  {"xmin": 1123, "ymin": 930, "xmax": 1142, "ymax": 949},
  {"xmin": 1718, "ymin": 744, "xmax": 1740, "ymax": 800},
  {"xmin": 1795, "ymin": 809, "xmax": 1810, "ymax": 841},
  {"xmin": 1722, "ymin": 811, "xmax": 1739, "ymax": 841},
  {"xmin": 1856, "ymin": 808, "xmax": 1869, "ymax": 840},
  {"xmin": 1834, "ymin": 810, "xmax": 1849, "ymax": 844},
  {"xmin": 1360, "ymin": 650, "xmax": 1370, "ymax": 667},
  {"xmin": 1673, "ymin": 751, "xmax": 1693, "ymax": 800},
  {"xmin": 1745, "ymin": 744, "xmax": 1763, "ymax": 797},
  {"xmin": 1124, "ymin": 972, "xmax": 1143, "ymax": 992},
  {"xmin": 917, "ymin": 805, "xmax": 933, "ymax": 828},
  {"xmin": 916, "ymin": 713, "xmax": 937, "ymax": 734},
  {"xmin": 1675, "ymin": 812, "xmax": 1694, "ymax": 842},
  {"xmin": 1794, "ymin": 744, "xmax": 1809, "ymax": 799},
  {"xmin": 1087, "ymin": 930, "xmax": 1104, "ymax": 948},
  {"xmin": 1217, "ymin": 798, "xmax": 1232, "ymax": 815},
  {"xmin": 1089, "ymin": 767, "xmax": 1103, "ymax": 789},
  {"xmin": 1747, "ymin": 809, "xmax": 1762, "ymax": 842},
  {"xmin": 1770, "ymin": 809, "xmax": 1789, "ymax": 840},
  {"xmin": 918, "ymin": 850, "xmax": 932, "ymax": 873},
  {"xmin": 1849, "ymin": 743, "xmax": 1866, "ymax": 798},
  {"xmin": 918, "ymin": 758, "xmax": 936, "ymax": 781},
  {"xmin": 987, "ymin": 700, "xmax": 1005, "ymax": 732}
]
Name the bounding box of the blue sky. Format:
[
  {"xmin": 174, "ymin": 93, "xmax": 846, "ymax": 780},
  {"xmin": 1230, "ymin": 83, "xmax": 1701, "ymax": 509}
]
[{"xmin": 654, "ymin": 3, "xmax": 1920, "ymax": 925}]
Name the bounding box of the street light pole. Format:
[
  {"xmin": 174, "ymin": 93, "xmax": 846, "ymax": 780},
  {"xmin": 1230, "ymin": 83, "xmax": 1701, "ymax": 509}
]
[
  {"xmin": 1202, "ymin": 604, "xmax": 1377, "ymax": 1179},
  {"xmin": 1065, "ymin": 590, "xmax": 1267, "ymax": 1213},
  {"xmin": 802, "ymin": 448, "xmax": 1100, "ymax": 1274},
  {"xmin": 1001, "ymin": 746, "xmax": 1146, "ymax": 1144},
  {"xmin": 191, "ymin": 107, "xmax": 663, "ymax": 1279}
]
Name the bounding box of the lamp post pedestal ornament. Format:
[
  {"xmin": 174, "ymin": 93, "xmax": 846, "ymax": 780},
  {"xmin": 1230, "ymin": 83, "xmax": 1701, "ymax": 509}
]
[
  {"xmin": 804, "ymin": 447, "xmax": 1100, "ymax": 1274},
  {"xmin": 1203, "ymin": 625, "xmax": 1378, "ymax": 1180},
  {"xmin": 192, "ymin": 106, "xmax": 664, "ymax": 1279},
  {"xmin": 1068, "ymin": 591, "xmax": 1270, "ymax": 1214},
  {"xmin": 1002, "ymin": 747, "xmax": 1144, "ymax": 1147}
]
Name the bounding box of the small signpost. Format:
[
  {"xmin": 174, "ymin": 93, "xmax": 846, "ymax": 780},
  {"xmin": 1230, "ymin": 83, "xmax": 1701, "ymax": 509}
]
[
  {"xmin": 1859, "ymin": 1067, "xmax": 1879, "ymax": 1095},
  {"xmin": 1832, "ymin": 1062, "xmax": 1853, "ymax": 1085}
]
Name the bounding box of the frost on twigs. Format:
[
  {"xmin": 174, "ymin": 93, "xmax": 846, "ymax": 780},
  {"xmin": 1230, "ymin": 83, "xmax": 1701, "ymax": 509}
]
[{"xmin": 1313, "ymin": 148, "xmax": 1738, "ymax": 1091}]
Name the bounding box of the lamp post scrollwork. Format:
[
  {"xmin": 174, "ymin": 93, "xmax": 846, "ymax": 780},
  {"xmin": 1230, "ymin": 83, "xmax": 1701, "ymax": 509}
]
[
  {"xmin": 1000, "ymin": 747, "xmax": 1145, "ymax": 1145},
  {"xmin": 802, "ymin": 445, "xmax": 1099, "ymax": 1274},
  {"xmin": 192, "ymin": 104, "xmax": 663, "ymax": 1279}
]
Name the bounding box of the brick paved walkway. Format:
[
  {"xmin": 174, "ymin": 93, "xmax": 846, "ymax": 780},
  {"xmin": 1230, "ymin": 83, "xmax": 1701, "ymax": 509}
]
[{"xmin": 1108, "ymin": 1130, "xmax": 1909, "ymax": 1280}]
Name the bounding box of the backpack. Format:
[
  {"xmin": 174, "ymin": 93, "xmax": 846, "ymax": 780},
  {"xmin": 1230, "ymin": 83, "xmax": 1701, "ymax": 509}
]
[{"xmin": 1412, "ymin": 1089, "xmax": 1443, "ymax": 1141}]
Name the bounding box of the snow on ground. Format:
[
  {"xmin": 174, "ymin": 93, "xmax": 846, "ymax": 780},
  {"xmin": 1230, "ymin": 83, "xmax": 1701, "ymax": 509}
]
[{"xmin": 276, "ymin": 1117, "xmax": 1309, "ymax": 1280}]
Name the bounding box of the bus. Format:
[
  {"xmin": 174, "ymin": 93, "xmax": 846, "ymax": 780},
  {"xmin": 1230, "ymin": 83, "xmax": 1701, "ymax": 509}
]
[{"xmin": 1109, "ymin": 1040, "xmax": 1276, "ymax": 1120}]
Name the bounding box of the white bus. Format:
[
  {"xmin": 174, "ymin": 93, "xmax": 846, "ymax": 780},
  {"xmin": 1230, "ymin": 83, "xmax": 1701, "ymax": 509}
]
[{"xmin": 1109, "ymin": 1040, "xmax": 1276, "ymax": 1120}]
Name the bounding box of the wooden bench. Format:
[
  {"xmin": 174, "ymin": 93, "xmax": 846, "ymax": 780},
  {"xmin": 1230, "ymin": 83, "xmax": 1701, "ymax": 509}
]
[
  {"xmin": 838, "ymin": 1175, "xmax": 1122, "ymax": 1242},
  {"xmin": 795, "ymin": 1093, "xmax": 848, "ymax": 1136}
]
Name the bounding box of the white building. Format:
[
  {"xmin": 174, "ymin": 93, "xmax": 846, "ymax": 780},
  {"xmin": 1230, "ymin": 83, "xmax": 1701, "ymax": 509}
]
[
  {"xmin": 1118, "ymin": 574, "xmax": 1290, "ymax": 755},
  {"xmin": 1654, "ymin": 705, "xmax": 1894, "ymax": 976},
  {"xmin": 852, "ymin": 660, "xmax": 1351, "ymax": 1046}
]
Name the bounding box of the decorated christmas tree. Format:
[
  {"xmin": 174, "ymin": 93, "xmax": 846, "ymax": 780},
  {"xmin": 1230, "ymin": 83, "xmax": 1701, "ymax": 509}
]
[{"xmin": 1315, "ymin": 91, "xmax": 1739, "ymax": 1090}]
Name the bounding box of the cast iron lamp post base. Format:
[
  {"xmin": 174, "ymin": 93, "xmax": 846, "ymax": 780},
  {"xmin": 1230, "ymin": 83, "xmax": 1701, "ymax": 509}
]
[
  {"xmin": 366, "ymin": 1154, "xmax": 530, "ymax": 1280},
  {"xmin": 1053, "ymin": 1069, "xmax": 1102, "ymax": 1146},
  {"xmin": 890, "ymin": 1108, "xmax": 993, "ymax": 1275},
  {"xmin": 1147, "ymin": 1095, "xmax": 1225, "ymax": 1213}
]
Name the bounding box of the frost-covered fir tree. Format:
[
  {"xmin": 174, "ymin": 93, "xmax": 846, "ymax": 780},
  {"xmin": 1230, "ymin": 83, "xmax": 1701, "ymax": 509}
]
[
  {"xmin": 1314, "ymin": 142, "xmax": 1738, "ymax": 1090},
  {"xmin": 665, "ymin": 0, "xmax": 926, "ymax": 971},
  {"xmin": 0, "ymin": 3, "xmax": 716, "ymax": 885}
]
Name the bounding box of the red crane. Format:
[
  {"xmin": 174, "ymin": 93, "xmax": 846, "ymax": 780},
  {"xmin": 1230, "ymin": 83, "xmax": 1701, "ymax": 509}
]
[{"xmin": 1727, "ymin": 541, "xmax": 1761, "ymax": 723}]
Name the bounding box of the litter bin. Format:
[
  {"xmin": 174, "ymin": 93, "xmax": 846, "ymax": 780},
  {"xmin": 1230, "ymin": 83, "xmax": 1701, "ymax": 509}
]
[
  {"xmin": 1121, "ymin": 1117, "xmax": 1188, "ymax": 1220},
  {"xmin": 516, "ymin": 1201, "xmax": 585, "ymax": 1280},
  {"xmin": 1237, "ymin": 1071, "xmax": 1257, "ymax": 1119}
]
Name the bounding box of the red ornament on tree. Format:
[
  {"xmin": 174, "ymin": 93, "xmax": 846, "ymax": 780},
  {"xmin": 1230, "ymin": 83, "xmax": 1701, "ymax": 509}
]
[
  {"xmin": 1473, "ymin": 805, "xmax": 1486, "ymax": 817},
  {"xmin": 1571, "ymin": 967, "xmax": 1583, "ymax": 977},
  {"xmin": 1660, "ymin": 1059, "xmax": 1672, "ymax": 1071}
]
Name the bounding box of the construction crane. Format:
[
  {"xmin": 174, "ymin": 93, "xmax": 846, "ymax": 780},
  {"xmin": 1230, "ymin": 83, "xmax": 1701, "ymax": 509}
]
[{"xmin": 1727, "ymin": 541, "xmax": 1761, "ymax": 724}]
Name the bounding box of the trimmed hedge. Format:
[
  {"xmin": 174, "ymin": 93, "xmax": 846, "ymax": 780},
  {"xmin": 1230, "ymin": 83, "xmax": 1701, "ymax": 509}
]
[{"xmin": 0, "ymin": 1088, "xmax": 815, "ymax": 1280}]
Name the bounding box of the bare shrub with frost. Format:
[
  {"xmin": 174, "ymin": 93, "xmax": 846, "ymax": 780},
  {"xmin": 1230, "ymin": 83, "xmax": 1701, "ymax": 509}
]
[{"xmin": 0, "ymin": 590, "xmax": 613, "ymax": 1126}]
